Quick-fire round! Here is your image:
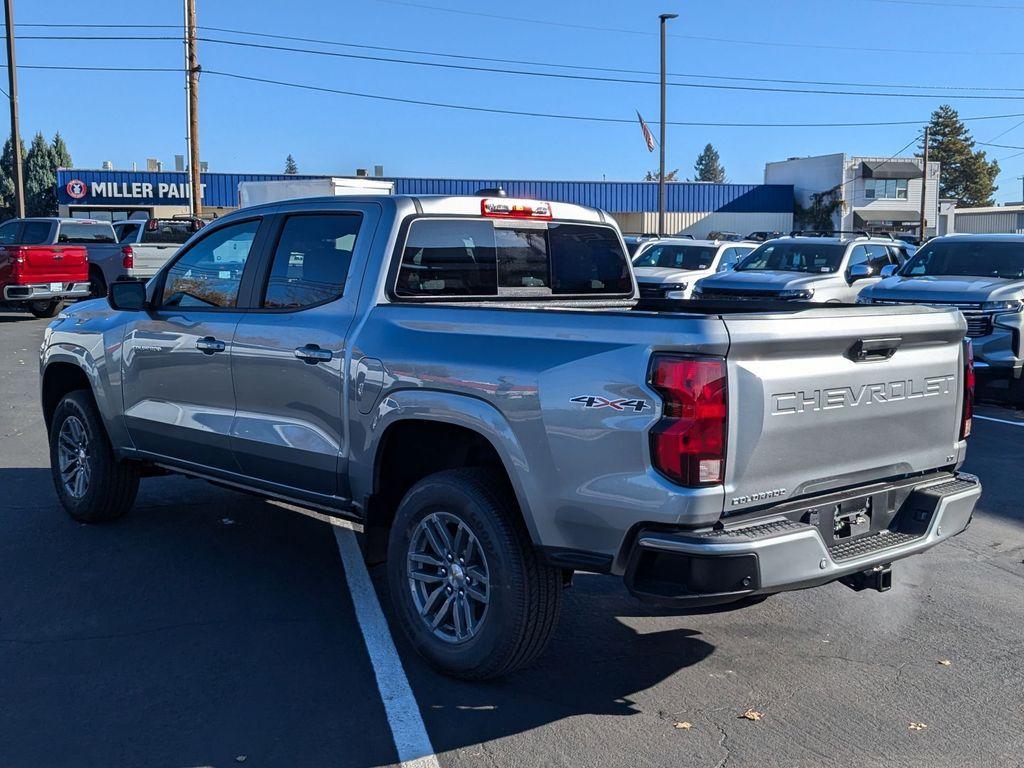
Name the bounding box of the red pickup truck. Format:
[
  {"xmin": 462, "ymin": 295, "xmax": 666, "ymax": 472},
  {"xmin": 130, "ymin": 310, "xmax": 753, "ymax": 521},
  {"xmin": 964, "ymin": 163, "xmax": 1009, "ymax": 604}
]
[{"xmin": 0, "ymin": 218, "xmax": 91, "ymax": 318}]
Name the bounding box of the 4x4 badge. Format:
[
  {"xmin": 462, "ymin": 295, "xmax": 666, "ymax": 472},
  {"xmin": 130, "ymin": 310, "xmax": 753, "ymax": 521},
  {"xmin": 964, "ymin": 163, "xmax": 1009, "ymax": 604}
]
[{"xmin": 571, "ymin": 395, "xmax": 650, "ymax": 413}]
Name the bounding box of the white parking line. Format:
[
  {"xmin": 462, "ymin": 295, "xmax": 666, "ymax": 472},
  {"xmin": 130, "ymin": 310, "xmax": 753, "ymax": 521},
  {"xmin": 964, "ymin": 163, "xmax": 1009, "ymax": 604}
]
[
  {"xmin": 332, "ymin": 523, "xmax": 442, "ymax": 768},
  {"xmin": 975, "ymin": 414, "xmax": 1024, "ymax": 428}
]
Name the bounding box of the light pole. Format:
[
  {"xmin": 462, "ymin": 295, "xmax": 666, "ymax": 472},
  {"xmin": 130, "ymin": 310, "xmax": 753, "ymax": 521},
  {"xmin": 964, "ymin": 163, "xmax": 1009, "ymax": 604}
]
[
  {"xmin": 658, "ymin": 13, "xmax": 677, "ymax": 237},
  {"xmin": 4, "ymin": 0, "xmax": 24, "ymax": 218}
]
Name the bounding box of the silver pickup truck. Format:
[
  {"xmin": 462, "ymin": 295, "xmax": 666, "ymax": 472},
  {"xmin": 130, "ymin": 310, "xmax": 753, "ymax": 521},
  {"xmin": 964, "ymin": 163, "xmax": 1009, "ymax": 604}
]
[
  {"xmin": 39, "ymin": 195, "xmax": 981, "ymax": 678},
  {"xmin": 858, "ymin": 233, "xmax": 1024, "ymax": 404},
  {"xmin": 113, "ymin": 217, "xmax": 203, "ymax": 281}
]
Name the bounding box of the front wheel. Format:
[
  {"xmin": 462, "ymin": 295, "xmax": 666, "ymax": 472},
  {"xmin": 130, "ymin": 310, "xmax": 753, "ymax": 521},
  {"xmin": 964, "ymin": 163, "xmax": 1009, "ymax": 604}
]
[
  {"xmin": 29, "ymin": 299, "xmax": 62, "ymax": 318},
  {"xmin": 386, "ymin": 469, "xmax": 563, "ymax": 679},
  {"xmin": 48, "ymin": 390, "xmax": 140, "ymax": 523}
]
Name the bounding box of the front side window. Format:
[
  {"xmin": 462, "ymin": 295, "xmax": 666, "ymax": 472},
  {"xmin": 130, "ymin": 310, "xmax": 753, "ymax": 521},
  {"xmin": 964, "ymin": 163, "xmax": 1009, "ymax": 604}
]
[
  {"xmin": 262, "ymin": 213, "xmax": 361, "ymax": 309},
  {"xmin": 633, "ymin": 244, "xmax": 718, "ymax": 271},
  {"xmin": 864, "ymin": 178, "xmax": 909, "ymax": 200},
  {"xmin": 160, "ymin": 219, "xmax": 260, "ymax": 308},
  {"xmin": 717, "ymin": 246, "xmax": 753, "ymax": 272},
  {"xmin": 395, "ymin": 219, "xmax": 630, "ymax": 298},
  {"xmin": 736, "ymin": 242, "xmax": 847, "ymax": 274},
  {"xmin": 57, "ymin": 222, "xmax": 116, "ymax": 244},
  {"xmin": 0, "ymin": 221, "xmax": 20, "ymax": 244}
]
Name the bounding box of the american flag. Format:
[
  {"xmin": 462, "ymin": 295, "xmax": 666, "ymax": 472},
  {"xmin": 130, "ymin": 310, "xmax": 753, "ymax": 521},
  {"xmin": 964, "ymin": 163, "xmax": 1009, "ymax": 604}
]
[{"xmin": 636, "ymin": 111, "xmax": 655, "ymax": 152}]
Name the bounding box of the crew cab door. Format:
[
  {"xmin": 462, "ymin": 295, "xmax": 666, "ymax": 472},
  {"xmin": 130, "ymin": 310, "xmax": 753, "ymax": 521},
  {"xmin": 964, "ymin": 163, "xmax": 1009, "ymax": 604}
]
[
  {"xmin": 121, "ymin": 216, "xmax": 269, "ymax": 471},
  {"xmin": 228, "ymin": 203, "xmax": 379, "ymax": 501}
]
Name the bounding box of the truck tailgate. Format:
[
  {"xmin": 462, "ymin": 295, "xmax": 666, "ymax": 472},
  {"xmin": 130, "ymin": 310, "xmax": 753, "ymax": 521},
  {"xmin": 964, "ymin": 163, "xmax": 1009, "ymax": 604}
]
[
  {"xmin": 5, "ymin": 245, "xmax": 88, "ymax": 283},
  {"xmin": 130, "ymin": 243, "xmax": 178, "ymax": 276},
  {"xmin": 721, "ymin": 306, "xmax": 966, "ymax": 513}
]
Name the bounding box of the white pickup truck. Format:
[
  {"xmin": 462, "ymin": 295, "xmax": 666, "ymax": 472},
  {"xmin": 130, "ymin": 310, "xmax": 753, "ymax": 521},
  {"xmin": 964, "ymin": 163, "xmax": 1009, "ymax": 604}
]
[{"xmin": 112, "ymin": 218, "xmax": 203, "ymax": 282}]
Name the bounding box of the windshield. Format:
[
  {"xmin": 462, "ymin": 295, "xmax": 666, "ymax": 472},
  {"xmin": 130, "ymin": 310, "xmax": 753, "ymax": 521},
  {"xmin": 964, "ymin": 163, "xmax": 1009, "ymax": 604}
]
[
  {"xmin": 736, "ymin": 241, "xmax": 847, "ymax": 274},
  {"xmin": 632, "ymin": 244, "xmax": 717, "ymax": 271},
  {"xmin": 900, "ymin": 240, "xmax": 1024, "ymax": 280}
]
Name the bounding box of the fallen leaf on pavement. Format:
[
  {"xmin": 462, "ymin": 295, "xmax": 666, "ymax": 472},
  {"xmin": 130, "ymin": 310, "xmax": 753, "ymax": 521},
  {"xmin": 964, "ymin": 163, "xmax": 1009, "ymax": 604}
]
[
  {"xmin": 673, "ymin": 721, "xmax": 693, "ymax": 730},
  {"xmin": 739, "ymin": 709, "xmax": 763, "ymax": 721},
  {"xmin": 908, "ymin": 722, "xmax": 928, "ymax": 731}
]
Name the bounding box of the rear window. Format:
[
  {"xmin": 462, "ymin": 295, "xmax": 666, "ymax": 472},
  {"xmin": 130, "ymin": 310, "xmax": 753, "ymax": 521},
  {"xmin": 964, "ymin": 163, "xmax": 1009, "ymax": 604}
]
[
  {"xmin": 0, "ymin": 220, "xmax": 52, "ymax": 245},
  {"xmin": 395, "ymin": 218, "xmax": 631, "ymax": 298},
  {"xmin": 57, "ymin": 222, "xmax": 116, "ymax": 244},
  {"xmin": 114, "ymin": 222, "xmax": 141, "ymax": 243},
  {"xmin": 141, "ymin": 220, "xmax": 197, "ymax": 245},
  {"xmin": 633, "ymin": 244, "xmax": 718, "ymax": 270}
]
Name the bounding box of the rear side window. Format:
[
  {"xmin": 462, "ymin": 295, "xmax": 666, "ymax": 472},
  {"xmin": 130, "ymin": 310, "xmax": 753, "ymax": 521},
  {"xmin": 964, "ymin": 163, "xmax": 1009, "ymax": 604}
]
[
  {"xmin": 57, "ymin": 222, "xmax": 115, "ymax": 244},
  {"xmin": 115, "ymin": 223, "xmax": 141, "ymax": 243},
  {"xmin": 262, "ymin": 213, "xmax": 361, "ymax": 309},
  {"xmin": 395, "ymin": 219, "xmax": 630, "ymax": 298},
  {"xmin": 141, "ymin": 221, "xmax": 196, "ymax": 245},
  {"xmin": 0, "ymin": 221, "xmax": 18, "ymax": 244}
]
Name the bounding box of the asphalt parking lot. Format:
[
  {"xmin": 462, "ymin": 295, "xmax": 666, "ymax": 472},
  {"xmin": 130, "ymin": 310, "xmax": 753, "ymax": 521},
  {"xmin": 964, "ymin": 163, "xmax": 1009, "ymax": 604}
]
[{"xmin": 2, "ymin": 309, "xmax": 1022, "ymax": 768}]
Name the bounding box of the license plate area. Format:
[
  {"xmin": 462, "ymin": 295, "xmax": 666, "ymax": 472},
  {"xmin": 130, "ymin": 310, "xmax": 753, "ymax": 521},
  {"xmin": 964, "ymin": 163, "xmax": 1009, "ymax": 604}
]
[
  {"xmin": 49, "ymin": 282, "xmax": 63, "ymax": 291},
  {"xmin": 802, "ymin": 490, "xmax": 897, "ymax": 548}
]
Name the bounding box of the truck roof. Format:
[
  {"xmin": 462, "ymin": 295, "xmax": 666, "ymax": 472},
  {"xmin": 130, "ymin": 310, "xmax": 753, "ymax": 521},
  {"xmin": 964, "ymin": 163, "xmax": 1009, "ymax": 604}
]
[
  {"xmin": 934, "ymin": 233, "xmax": 1024, "ymax": 242},
  {"xmin": 238, "ymin": 194, "xmax": 610, "ymax": 224}
]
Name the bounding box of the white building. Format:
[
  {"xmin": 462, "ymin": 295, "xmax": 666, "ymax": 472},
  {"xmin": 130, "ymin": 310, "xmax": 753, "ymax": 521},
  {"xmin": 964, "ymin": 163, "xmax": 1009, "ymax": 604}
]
[
  {"xmin": 948, "ymin": 204, "xmax": 1024, "ymax": 235},
  {"xmin": 765, "ymin": 153, "xmax": 940, "ymax": 237}
]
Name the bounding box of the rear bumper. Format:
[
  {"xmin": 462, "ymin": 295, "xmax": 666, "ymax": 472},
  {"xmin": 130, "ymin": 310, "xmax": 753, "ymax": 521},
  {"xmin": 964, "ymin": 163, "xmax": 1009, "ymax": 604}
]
[
  {"xmin": 3, "ymin": 282, "xmax": 91, "ymax": 301},
  {"xmin": 624, "ymin": 472, "xmax": 980, "ymax": 608}
]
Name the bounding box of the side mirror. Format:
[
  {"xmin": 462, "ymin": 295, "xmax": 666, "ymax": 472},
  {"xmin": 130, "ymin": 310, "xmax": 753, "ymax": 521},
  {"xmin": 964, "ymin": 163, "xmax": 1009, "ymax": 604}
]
[
  {"xmin": 848, "ymin": 263, "xmax": 876, "ymax": 283},
  {"xmin": 108, "ymin": 280, "xmax": 148, "ymax": 311},
  {"xmin": 880, "ymin": 264, "xmax": 898, "ymax": 278}
]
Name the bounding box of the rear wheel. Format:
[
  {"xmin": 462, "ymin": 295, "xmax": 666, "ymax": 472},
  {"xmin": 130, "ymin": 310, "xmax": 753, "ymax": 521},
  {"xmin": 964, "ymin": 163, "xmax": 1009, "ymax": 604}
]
[
  {"xmin": 29, "ymin": 299, "xmax": 62, "ymax": 318},
  {"xmin": 89, "ymin": 266, "xmax": 107, "ymax": 299},
  {"xmin": 386, "ymin": 468, "xmax": 563, "ymax": 679},
  {"xmin": 48, "ymin": 390, "xmax": 139, "ymax": 523}
]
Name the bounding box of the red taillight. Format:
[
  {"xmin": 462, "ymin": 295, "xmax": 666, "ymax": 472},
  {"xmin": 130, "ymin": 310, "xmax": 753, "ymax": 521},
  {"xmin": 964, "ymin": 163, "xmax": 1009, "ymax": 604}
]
[
  {"xmin": 961, "ymin": 339, "xmax": 974, "ymax": 440},
  {"xmin": 481, "ymin": 198, "xmax": 553, "ymax": 219},
  {"xmin": 649, "ymin": 355, "xmax": 728, "ymax": 486},
  {"xmin": 121, "ymin": 246, "xmax": 134, "ymax": 269}
]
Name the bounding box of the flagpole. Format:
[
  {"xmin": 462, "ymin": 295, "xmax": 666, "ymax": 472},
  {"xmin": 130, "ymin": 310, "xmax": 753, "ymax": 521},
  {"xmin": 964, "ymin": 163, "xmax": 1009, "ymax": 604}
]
[{"xmin": 658, "ymin": 13, "xmax": 677, "ymax": 237}]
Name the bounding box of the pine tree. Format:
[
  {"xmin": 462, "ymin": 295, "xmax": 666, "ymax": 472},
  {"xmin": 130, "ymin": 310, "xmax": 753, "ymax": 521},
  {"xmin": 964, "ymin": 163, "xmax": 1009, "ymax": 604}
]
[
  {"xmin": 924, "ymin": 105, "xmax": 999, "ymax": 207},
  {"xmin": 25, "ymin": 132, "xmax": 58, "ymax": 216},
  {"xmin": 693, "ymin": 143, "xmax": 726, "ymax": 183},
  {"xmin": 643, "ymin": 168, "xmax": 679, "ymax": 181},
  {"xmin": 0, "ymin": 136, "xmax": 26, "ymax": 220},
  {"xmin": 51, "ymin": 132, "xmax": 73, "ymax": 169},
  {"xmin": 284, "ymin": 154, "xmax": 298, "ymax": 174}
]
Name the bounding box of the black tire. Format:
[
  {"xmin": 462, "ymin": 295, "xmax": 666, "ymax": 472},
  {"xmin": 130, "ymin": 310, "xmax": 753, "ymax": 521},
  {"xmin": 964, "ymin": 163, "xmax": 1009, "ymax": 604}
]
[
  {"xmin": 29, "ymin": 299, "xmax": 62, "ymax": 318},
  {"xmin": 89, "ymin": 267, "xmax": 107, "ymax": 300},
  {"xmin": 48, "ymin": 390, "xmax": 139, "ymax": 523},
  {"xmin": 386, "ymin": 468, "xmax": 563, "ymax": 680},
  {"xmin": 1009, "ymin": 375, "xmax": 1024, "ymax": 409}
]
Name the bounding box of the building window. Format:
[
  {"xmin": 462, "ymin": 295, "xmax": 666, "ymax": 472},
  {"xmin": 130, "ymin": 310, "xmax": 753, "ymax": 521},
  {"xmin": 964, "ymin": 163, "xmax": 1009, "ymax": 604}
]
[{"xmin": 864, "ymin": 179, "xmax": 909, "ymax": 200}]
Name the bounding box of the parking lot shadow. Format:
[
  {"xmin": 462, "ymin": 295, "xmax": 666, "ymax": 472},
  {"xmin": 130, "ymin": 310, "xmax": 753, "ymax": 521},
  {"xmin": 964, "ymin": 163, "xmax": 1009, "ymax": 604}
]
[
  {"xmin": 384, "ymin": 568, "xmax": 716, "ymax": 753},
  {"xmin": 0, "ymin": 469, "xmax": 399, "ymax": 768}
]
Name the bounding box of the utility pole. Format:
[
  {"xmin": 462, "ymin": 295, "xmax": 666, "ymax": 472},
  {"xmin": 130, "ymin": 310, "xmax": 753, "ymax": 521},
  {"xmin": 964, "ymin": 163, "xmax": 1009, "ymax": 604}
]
[
  {"xmin": 184, "ymin": 0, "xmax": 202, "ymax": 218},
  {"xmin": 4, "ymin": 0, "xmax": 24, "ymax": 218},
  {"xmin": 919, "ymin": 125, "xmax": 930, "ymax": 240},
  {"xmin": 658, "ymin": 13, "xmax": 677, "ymax": 237},
  {"xmin": 1017, "ymin": 175, "xmax": 1023, "ymax": 204}
]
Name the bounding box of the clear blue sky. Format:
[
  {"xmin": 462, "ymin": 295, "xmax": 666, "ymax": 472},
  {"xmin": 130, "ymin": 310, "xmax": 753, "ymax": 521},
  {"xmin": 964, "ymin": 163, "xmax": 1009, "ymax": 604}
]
[{"xmin": 12, "ymin": 0, "xmax": 1024, "ymax": 201}]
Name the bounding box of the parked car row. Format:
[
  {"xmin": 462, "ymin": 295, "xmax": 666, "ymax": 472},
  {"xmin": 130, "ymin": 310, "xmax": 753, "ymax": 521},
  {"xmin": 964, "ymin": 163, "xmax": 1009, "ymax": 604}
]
[
  {"xmin": 631, "ymin": 229, "xmax": 1024, "ymax": 403},
  {"xmin": 0, "ymin": 216, "xmax": 203, "ymax": 316}
]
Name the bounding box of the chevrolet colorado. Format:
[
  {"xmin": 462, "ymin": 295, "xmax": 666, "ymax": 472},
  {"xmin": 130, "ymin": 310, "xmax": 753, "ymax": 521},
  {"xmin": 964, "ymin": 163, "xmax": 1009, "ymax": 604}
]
[{"xmin": 39, "ymin": 195, "xmax": 981, "ymax": 678}]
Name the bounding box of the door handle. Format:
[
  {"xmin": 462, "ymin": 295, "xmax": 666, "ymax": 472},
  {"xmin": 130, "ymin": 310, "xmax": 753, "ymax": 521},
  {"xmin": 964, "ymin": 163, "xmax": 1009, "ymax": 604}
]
[
  {"xmin": 294, "ymin": 344, "xmax": 333, "ymax": 364},
  {"xmin": 196, "ymin": 336, "xmax": 226, "ymax": 354}
]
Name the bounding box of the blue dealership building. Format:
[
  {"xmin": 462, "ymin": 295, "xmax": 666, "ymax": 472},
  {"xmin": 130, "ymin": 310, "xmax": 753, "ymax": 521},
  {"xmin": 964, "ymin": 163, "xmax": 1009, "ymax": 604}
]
[{"xmin": 56, "ymin": 169, "xmax": 794, "ymax": 237}]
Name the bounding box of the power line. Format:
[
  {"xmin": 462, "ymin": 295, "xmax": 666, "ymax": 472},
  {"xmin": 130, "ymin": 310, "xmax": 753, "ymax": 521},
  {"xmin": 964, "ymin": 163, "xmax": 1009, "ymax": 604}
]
[
  {"xmin": 978, "ymin": 141, "xmax": 1024, "ymax": 149},
  {"xmin": 16, "ymin": 23, "xmax": 1024, "ymax": 93},
  {"xmin": 0, "ymin": 63, "xmax": 181, "ymax": 71},
  {"xmin": 201, "ymin": 69, "xmax": 1024, "ymax": 128},
  {"xmin": 375, "ymin": 0, "xmax": 1024, "ymax": 56},
  {"xmin": 193, "ymin": 35, "xmax": 1024, "ymax": 101}
]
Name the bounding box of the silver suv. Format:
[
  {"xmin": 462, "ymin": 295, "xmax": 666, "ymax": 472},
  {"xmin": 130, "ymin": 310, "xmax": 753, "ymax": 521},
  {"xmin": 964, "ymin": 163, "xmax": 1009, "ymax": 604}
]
[
  {"xmin": 858, "ymin": 234, "xmax": 1024, "ymax": 402},
  {"xmin": 693, "ymin": 232, "xmax": 912, "ymax": 303}
]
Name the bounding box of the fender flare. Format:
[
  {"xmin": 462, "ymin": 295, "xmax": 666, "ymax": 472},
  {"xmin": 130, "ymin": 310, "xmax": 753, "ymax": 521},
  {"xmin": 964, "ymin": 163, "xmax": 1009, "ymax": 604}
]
[{"xmin": 354, "ymin": 388, "xmax": 542, "ymax": 544}]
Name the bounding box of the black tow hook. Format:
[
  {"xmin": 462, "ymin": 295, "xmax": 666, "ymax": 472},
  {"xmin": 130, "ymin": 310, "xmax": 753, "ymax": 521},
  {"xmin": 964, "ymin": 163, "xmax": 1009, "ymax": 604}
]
[{"xmin": 840, "ymin": 563, "xmax": 893, "ymax": 593}]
